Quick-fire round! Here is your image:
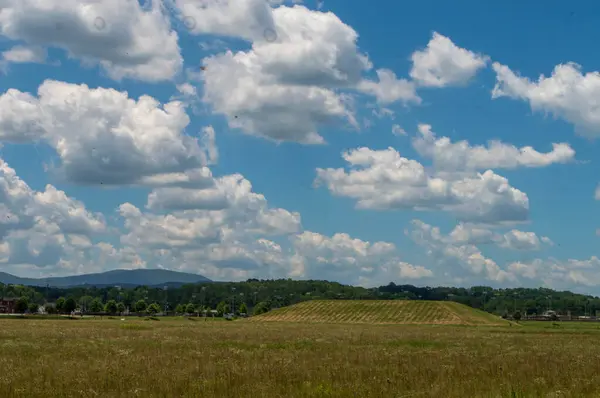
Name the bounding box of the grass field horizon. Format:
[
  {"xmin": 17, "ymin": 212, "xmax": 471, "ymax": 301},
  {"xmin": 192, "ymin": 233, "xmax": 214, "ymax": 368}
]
[
  {"xmin": 249, "ymin": 299, "xmax": 509, "ymax": 326},
  {"xmin": 3, "ymin": 317, "xmax": 600, "ymax": 397}
]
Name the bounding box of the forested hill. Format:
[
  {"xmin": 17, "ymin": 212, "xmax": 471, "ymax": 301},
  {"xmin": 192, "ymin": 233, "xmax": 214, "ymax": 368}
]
[{"xmin": 2, "ymin": 279, "xmax": 599, "ymax": 317}]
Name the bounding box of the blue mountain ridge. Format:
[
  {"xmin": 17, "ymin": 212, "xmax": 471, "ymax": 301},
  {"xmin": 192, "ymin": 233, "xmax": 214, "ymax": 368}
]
[{"xmin": 0, "ymin": 269, "xmax": 212, "ymax": 288}]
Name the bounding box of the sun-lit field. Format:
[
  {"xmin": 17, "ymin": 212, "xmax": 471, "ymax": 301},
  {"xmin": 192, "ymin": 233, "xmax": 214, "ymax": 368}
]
[
  {"xmin": 250, "ymin": 299, "xmax": 508, "ymax": 325},
  {"xmin": 3, "ymin": 316, "xmax": 600, "ymax": 397}
]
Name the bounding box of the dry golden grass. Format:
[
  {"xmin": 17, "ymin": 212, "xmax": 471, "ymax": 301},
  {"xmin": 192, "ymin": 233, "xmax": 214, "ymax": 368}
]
[
  {"xmin": 2, "ymin": 317, "xmax": 600, "ymax": 397},
  {"xmin": 250, "ymin": 300, "xmax": 508, "ymax": 325}
]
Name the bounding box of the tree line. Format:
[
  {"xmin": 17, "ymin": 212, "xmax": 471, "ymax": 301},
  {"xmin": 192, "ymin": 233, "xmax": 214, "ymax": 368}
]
[{"xmin": 2, "ymin": 279, "xmax": 600, "ymax": 317}]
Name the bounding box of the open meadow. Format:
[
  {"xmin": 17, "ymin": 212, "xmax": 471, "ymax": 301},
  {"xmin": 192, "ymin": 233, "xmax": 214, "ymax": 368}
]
[{"xmin": 2, "ymin": 315, "xmax": 600, "ymax": 397}]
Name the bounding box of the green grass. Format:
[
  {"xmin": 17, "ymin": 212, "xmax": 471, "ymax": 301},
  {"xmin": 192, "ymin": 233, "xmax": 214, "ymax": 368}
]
[
  {"xmin": 250, "ymin": 299, "xmax": 510, "ymax": 325},
  {"xmin": 2, "ymin": 318, "xmax": 600, "ymax": 396}
]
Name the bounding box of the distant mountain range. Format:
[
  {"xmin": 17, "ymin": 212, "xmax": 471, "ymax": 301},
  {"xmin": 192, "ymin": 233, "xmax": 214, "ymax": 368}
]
[{"xmin": 0, "ymin": 269, "xmax": 212, "ymax": 288}]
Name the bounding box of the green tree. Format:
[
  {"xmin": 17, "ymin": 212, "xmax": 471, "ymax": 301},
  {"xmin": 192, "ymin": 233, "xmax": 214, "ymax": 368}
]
[
  {"xmin": 117, "ymin": 302, "xmax": 126, "ymax": 315},
  {"xmin": 79, "ymin": 295, "xmax": 93, "ymax": 313},
  {"xmin": 44, "ymin": 303, "xmax": 57, "ymax": 314},
  {"xmin": 253, "ymin": 301, "xmax": 270, "ymax": 316},
  {"xmin": 147, "ymin": 303, "xmax": 161, "ymax": 315},
  {"xmin": 186, "ymin": 303, "xmax": 196, "ymax": 314},
  {"xmin": 239, "ymin": 302, "xmax": 248, "ymax": 315},
  {"xmin": 90, "ymin": 298, "xmax": 103, "ymax": 313},
  {"xmin": 55, "ymin": 297, "xmax": 66, "ymax": 314},
  {"xmin": 175, "ymin": 304, "xmax": 185, "ymax": 314},
  {"xmin": 104, "ymin": 300, "xmax": 118, "ymax": 315},
  {"xmin": 216, "ymin": 301, "xmax": 226, "ymax": 316},
  {"xmin": 64, "ymin": 297, "xmax": 77, "ymax": 314},
  {"xmin": 513, "ymin": 311, "xmax": 522, "ymax": 322},
  {"xmin": 134, "ymin": 299, "xmax": 147, "ymax": 313},
  {"xmin": 14, "ymin": 296, "xmax": 28, "ymax": 314},
  {"xmin": 215, "ymin": 301, "xmax": 232, "ymax": 316},
  {"xmin": 28, "ymin": 302, "xmax": 39, "ymax": 314}
]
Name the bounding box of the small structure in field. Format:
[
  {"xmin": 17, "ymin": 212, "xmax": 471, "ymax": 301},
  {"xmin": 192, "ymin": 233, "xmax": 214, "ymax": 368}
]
[{"xmin": 0, "ymin": 298, "xmax": 17, "ymax": 313}]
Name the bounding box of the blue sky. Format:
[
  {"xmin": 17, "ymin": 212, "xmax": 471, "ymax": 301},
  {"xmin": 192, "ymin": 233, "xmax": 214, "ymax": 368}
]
[{"xmin": 0, "ymin": 0, "xmax": 599, "ymax": 293}]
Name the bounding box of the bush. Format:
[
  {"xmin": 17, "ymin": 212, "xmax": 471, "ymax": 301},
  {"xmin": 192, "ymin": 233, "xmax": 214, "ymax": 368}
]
[
  {"xmin": 513, "ymin": 311, "xmax": 522, "ymax": 321},
  {"xmin": 28, "ymin": 302, "xmax": 39, "ymax": 314},
  {"xmin": 146, "ymin": 303, "xmax": 161, "ymax": 315},
  {"xmin": 14, "ymin": 297, "xmax": 29, "ymax": 314}
]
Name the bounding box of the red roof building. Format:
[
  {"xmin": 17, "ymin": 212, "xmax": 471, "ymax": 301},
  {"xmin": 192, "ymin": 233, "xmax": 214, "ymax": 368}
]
[{"xmin": 0, "ymin": 298, "xmax": 16, "ymax": 314}]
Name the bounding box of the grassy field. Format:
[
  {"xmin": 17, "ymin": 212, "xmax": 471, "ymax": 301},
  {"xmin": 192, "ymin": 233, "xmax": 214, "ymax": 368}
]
[
  {"xmin": 250, "ymin": 299, "xmax": 508, "ymax": 325},
  {"xmin": 3, "ymin": 316, "xmax": 600, "ymax": 397}
]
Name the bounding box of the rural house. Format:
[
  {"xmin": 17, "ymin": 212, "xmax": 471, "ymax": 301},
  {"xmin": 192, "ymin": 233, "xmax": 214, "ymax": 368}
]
[{"xmin": 0, "ymin": 298, "xmax": 17, "ymax": 314}]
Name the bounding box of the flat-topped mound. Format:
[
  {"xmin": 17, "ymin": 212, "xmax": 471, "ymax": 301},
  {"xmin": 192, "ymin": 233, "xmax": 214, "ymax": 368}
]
[{"xmin": 249, "ymin": 300, "xmax": 507, "ymax": 326}]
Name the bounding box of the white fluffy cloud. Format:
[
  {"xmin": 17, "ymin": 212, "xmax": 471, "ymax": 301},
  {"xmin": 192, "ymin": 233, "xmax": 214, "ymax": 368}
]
[
  {"xmin": 0, "ymin": 45, "xmax": 47, "ymax": 71},
  {"xmin": 315, "ymin": 146, "xmax": 529, "ymax": 225},
  {"xmin": 194, "ymin": 4, "xmax": 374, "ymax": 144},
  {"xmin": 412, "ymin": 123, "xmax": 575, "ymax": 172},
  {"xmin": 410, "ymin": 32, "xmax": 489, "ymax": 88},
  {"xmin": 446, "ymin": 223, "xmax": 552, "ymax": 251},
  {"xmin": 172, "ymin": 0, "xmax": 276, "ymax": 42},
  {"xmin": 408, "ymin": 220, "xmax": 514, "ymax": 283},
  {"xmin": 180, "ymin": 2, "xmax": 423, "ymax": 143},
  {"xmin": 144, "ymin": 173, "xmax": 302, "ymax": 236},
  {"xmin": 357, "ymin": 69, "xmax": 420, "ymax": 105},
  {"xmin": 292, "ymin": 231, "xmax": 432, "ymax": 286},
  {"xmin": 407, "ymin": 220, "xmax": 595, "ymax": 292},
  {"xmin": 116, "ymin": 168, "xmax": 429, "ymax": 285},
  {"xmin": 0, "ymin": 0, "xmax": 182, "ymax": 82},
  {"xmin": 507, "ymin": 257, "xmax": 600, "ymax": 292},
  {"xmin": 0, "ymin": 156, "xmax": 114, "ymax": 275},
  {"xmin": 492, "ymin": 62, "xmax": 600, "ymax": 137},
  {"xmin": 201, "ymin": 49, "xmax": 355, "ymax": 144},
  {"xmin": 391, "ymin": 124, "xmax": 406, "ymax": 136},
  {"xmin": 0, "ymin": 158, "xmax": 105, "ymax": 238},
  {"xmin": 0, "ymin": 80, "xmax": 211, "ymax": 185},
  {"xmin": 117, "ymin": 167, "xmax": 303, "ymax": 280}
]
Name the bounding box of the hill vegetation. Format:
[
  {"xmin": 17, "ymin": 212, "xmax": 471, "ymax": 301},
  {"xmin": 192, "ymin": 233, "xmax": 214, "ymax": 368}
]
[
  {"xmin": 1, "ymin": 276, "xmax": 599, "ymax": 317},
  {"xmin": 250, "ymin": 300, "xmax": 507, "ymax": 325}
]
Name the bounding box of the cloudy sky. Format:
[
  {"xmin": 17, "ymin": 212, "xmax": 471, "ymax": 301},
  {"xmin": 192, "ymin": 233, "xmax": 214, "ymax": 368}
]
[{"xmin": 0, "ymin": 0, "xmax": 599, "ymax": 293}]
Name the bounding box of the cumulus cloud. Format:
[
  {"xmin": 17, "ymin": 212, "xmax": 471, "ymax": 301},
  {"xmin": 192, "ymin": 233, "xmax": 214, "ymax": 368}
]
[
  {"xmin": 0, "ymin": 80, "xmax": 211, "ymax": 185},
  {"xmin": 492, "ymin": 62, "xmax": 600, "ymax": 138},
  {"xmin": 406, "ymin": 220, "xmax": 568, "ymax": 289},
  {"xmin": 447, "ymin": 223, "xmax": 552, "ymax": 251},
  {"xmin": 179, "ymin": 2, "xmax": 422, "ymax": 143},
  {"xmin": 292, "ymin": 231, "xmax": 432, "ymax": 285},
  {"xmin": 0, "ymin": 156, "xmax": 113, "ymax": 275},
  {"xmin": 145, "ymin": 173, "xmax": 302, "ymax": 237},
  {"xmin": 315, "ymin": 146, "xmax": 529, "ymax": 225},
  {"xmin": 194, "ymin": 4, "xmax": 374, "ymax": 144},
  {"xmin": 410, "ymin": 32, "xmax": 489, "ymax": 88},
  {"xmin": 357, "ymin": 69, "xmax": 420, "ymax": 105},
  {"xmin": 201, "ymin": 49, "xmax": 355, "ymax": 144},
  {"xmin": 391, "ymin": 124, "xmax": 406, "ymax": 136},
  {"xmin": 497, "ymin": 230, "xmax": 549, "ymax": 251},
  {"xmin": 0, "ymin": 0, "xmax": 182, "ymax": 82},
  {"xmin": 507, "ymin": 257, "xmax": 600, "ymax": 291},
  {"xmin": 0, "ymin": 45, "xmax": 47, "ymax": 72},
  {"xmin": 172, "ymin": 0, "xmax": 276, "ymax": 42},
  {"xmin": 408, "ymin": 220, "xmax": 514, "ymax": 283},
  {"xmin": 200, "ymin": 126, "xmax": 219, "ymax": 165},
  {"xmin": 412, "ymin": 123, "xmax": 575, "ymax": 172},
  {"xmin": 117, "ymin": 169, "xmax": 428, "ymax": 285},
  {"xmin": 0, "ymin": 158, "xmax": 105, "ymax": 238}
]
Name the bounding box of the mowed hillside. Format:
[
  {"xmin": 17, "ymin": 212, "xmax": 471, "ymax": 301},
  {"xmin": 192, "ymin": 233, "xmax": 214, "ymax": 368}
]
[{"xmin": 250, "ymin": 300, "xmax": 507, "ymax": 326}]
